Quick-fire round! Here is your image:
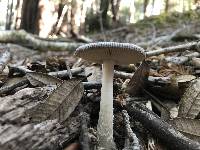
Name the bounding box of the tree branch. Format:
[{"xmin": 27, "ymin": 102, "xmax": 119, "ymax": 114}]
[
  {"xmin": 126, "ymin": 103, "xmax": 200, "ymax": 150},
  {"xmin": 0, "ymin": 30, "xmax": 83, "ymax": 51},
  {"xmin": 147, "ymin": 41, "xmax": 200, "ymax": 57}
]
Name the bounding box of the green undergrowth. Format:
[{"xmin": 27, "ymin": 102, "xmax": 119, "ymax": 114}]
[{"xmin": 131, "ymin": 10, "xmax": 200, "ymax": 30}]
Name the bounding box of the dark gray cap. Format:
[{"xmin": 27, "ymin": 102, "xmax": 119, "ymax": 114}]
[{"xmin": 75, "ymin": 42, "xmax": 146, "ymax": 65}]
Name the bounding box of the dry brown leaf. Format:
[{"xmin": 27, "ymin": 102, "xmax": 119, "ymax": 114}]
[
  {"xmin": 168, "ymin": 118, "xmax": 200, "ymax": 142},
  {"xmin": 126, "ymin": 61, "xmax": 150, "ymax": 96},
  {"xmin": 26, "ymin": 72, "xmax": 62, "ymax": 86},
  {"xmin": 26, "ymin": 78, "xmax": 84, "ymax": 123},
  {"xmin": 178, "ymin": 78, "xmax": 200, "ymax": 119}
]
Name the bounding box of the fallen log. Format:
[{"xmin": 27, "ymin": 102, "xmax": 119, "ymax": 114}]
[
  {"xmin": 0, "ymin": 30, "xmax": 83, "ymax": 52},
  {"xmin": 0, "ymin": 87, "xmax": 86, "ymax": 150}
]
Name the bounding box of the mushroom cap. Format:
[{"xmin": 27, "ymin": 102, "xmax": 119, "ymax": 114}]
[{"xmin": 74, "ymin": 42, "xmax": 146, "ymax": 65}]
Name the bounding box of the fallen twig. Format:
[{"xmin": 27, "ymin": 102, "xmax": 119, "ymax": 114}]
[
  {"xmin": 79, "ymin": 111, "xmax": 91, "ymax": 150},
  {"xmin": 114, "ymin": 70, "xmax": 170, "ymax": 86},
  {"xmin": 164, "ymin": 52, "xmax": 200, "ymax": 64},
  {"xmin": 122, "ymin": 110, "xmax": 140, "ymax": 150},
  {"xmin": 126, "ymin": 103, "xmax": 200, "ymax": 150},
  {"xmin": 48, "ymin": 67, "xmax": 84, "ymax": 78},
  {"xmin": 9, "ymin": 65, "xmax": 84, "ymax": 78},
  {"xmin": 146, "ymin": 41, "xmax": 200, "ymax": 57},
  {"xmin": 114, "ymin": 70, "xmax": 133, "ymax": 79}
]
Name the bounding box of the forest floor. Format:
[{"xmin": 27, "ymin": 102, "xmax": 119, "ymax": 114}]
[{"xmin": 0, "ymin": 9, "xmax": 200, "ymax": 150}]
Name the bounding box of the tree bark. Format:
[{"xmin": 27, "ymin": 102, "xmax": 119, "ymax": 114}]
[
  {"xmin": 143, "ymin": 0, "xmax": 149, "ymax": 17},
  {"xmin": 15, "ymin": 0, "xmax": 23, "ymax": 29},
  {"xmin": 71, "ymin": 0, "xmax": 81, "ymax": 37},
  {"xmin": 6, "ymin": 0, "xmax": 14, "ymax": 30},
  {"xmin": 100, "ymin": 0, "xmax": 110, "ymax": 27},
  {"xmin": 111, "ymin": 0, "xmax": 121, "ymax": 21},
  {"xmin": 0, "ymin": 88, "xmax": 82, "ymax": 150},
  {"xmin": 165, "ymin": 0, "xmax": 169, "ymax": 13}
]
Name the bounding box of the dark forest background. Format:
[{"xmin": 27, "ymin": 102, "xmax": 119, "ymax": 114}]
[{"xmin": 1, "ymin": 0, "xmax": 199, "ymax": 38}]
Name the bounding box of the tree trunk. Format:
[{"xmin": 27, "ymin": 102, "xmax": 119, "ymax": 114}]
[
  {"xmin": 111, "ymin": 0, "xmax": 121, "ymax": 22},
  {"xmin": 129, "ymin": 0, "xmax": 135, "ymax": 23},
  {"xmin": 20, "ymin": 0, "xmax": 39, "ymax": 34},
  {"xmin": 143, "ymin": 0, "xmax": 149, "ymax": 17},
  {"xmin": 14, "ymin": 0, "xmax": 23, "ymax": 29},
  {"xmin": 100, "ymin": 0, "xmax": 110, "ymax": 27},
  {"xmin": 70, "ymin": 0, "xmax": 80, "ymax": 37},
  {"xmin": 80, "ymin": 1, "xmax": 89, "ymax": 34},
  {"xmin": 165, "ymin": 0, "xmax": 169, "ymax": 13},
  {"xmin": 6, "ymin": 0, "xmax": 14, "ymax": 30},
  {"xmin": 35, "ymin": 0, "xmax": 58, "ymax": 37}
]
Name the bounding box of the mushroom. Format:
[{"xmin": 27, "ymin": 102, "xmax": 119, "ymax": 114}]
[{"xmin": 74, "ymin": 42, "xmax": 145, "ymax": 149}]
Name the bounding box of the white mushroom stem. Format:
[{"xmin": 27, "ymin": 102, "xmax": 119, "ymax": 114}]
[{"xmin": 97, "ymin": 60, "xmax": 115, "ymax": 148}]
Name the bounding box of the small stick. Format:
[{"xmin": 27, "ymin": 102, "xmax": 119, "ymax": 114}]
[
  {"xmin": 79, "ymin": 111, "xmax": 91, "ymax": 150},
  {"xmin": 48, "ymin": 67, "xmax": 84, "ymax": 78},
  {"xmin": 9, "ymin": 65, "xmax": 33, "ymax": 75},
  {"xmin": 66, "ymin": 64, "xmax": 72, "ymax": 79},
  {"xmin": 114, "ymin": 70, "xmax": 133, "ymax": 79},
  {"xmin": 114, "ymin": 70, "xmax": 170, "ymax": 86},
  {"xmin": 122, "ymin": 110, "xmax": 140, "ymax": 150},
  {"xmin": 164, "ymin": 52, "xmax": 200, "ymax": 65},
  {"xmin": 146, "ymin": 41, "xmax": 200, "ymax": 57},
  {"xmin": 9, "ymin": 65, "xmax": 84, "ymax": 78}
]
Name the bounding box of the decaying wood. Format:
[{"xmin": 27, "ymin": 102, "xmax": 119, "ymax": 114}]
[
  {"xmin": 126, "ymin": 103, "xmax": 200, "ymax": 150},
  {"xmin": 0, "ymin": 88, "xmax": 48, "ymax": 124},
  {"xmin": 0, "ymin": 30, "xmax": 83, "ymax": 51},
  {"xmin": 0, "ymin": 120, "xmax": 69, "ymax": 150},
  {"xmin": 147, "ymin": 41, "xmax": 200, "ymax": 57},
  {"xmin": 0, "ymin": 48, "xmax": 11, "ymax": 73},
  {"xmin": 0, "ymin": 113, "xmax": 85, "ymax": 150},
  {"xmin": 0, "ymin": 86, "xmax": 88, "ymax": 150}
]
